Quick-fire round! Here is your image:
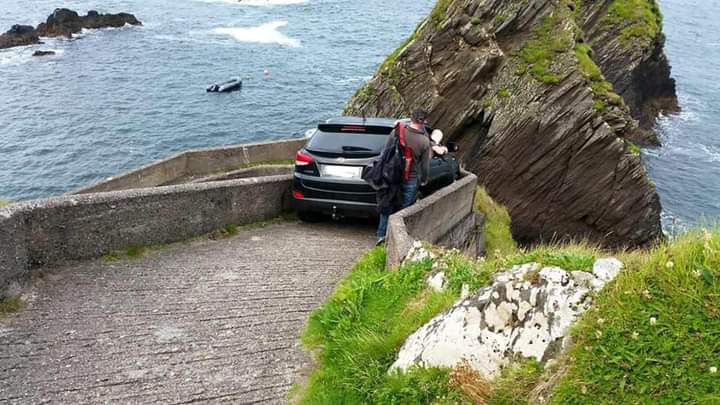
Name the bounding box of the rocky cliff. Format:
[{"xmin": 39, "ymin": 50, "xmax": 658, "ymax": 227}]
[
  {"xmin": 345, "ymin": 0, "xmax": 677, "ymax": 248},
  {"xmin": 0, "ymin": 9, "xmax": 141, "ymax": 50}
]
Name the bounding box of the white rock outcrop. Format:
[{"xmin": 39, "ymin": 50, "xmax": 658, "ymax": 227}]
[{"xmin": 391, "ymin": 259, "xmax": 623, "ymax": 378}]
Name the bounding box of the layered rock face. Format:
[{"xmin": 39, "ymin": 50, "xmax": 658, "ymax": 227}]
[
  {"xmin": 0, "ymin": 9, "xmax": 142, "ymax": 50},
  {"xmin": 392, "ymin": 258, "xmax": 624, "ymax": 378},
  {"xmin": 345, "ymin": 0, "xmax": 673, "ymax": 248},
  {"xmin": 578, "ymin": 1, "xmax": 679, "ymax": 145}
]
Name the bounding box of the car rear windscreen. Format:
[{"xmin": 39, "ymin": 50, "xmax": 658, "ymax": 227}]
[{"xmin": 306, "ymin": 124, "xmax": 392, "ymax": 155}]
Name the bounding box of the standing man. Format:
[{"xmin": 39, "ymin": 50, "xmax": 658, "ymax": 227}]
[{"xmin": 376, "ymin": 109, "xmax": 432, "ymax": 245}]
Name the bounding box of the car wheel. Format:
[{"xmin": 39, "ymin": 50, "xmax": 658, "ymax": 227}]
[{"xmin": 297, "ymin": 210, "xmax": 325, "ymax": 223}]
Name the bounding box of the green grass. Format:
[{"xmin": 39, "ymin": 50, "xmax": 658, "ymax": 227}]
[
  {"xmin": 0, "ymin": 297, "xmax": 25, "ymax": 318},
  {"xmin": 429, "ymin": 0, "xmax": 453, "ymax": 29},
  {"xmin": 299, "ymin": 185, "xmax": 720, "ymax": 403},
  {"xmin": 505, "ymin": 242, "xmax": 599, "ymax": 272},
  {"xmin": 490, "ymin": 359, "xmax": 544, "ymax": 405},
  {"xmin": 497, "ymin": 88, "xmax": 511, "ymax": 98},
  {"xmin": 626, "ymin": 140, "xmax": 642, "ymax": 156},
  {"xmin": 551, "ymin": 228, "xmax": 720, "ymax": 403},
  {"xmin": 299, "ymin": 246, "xmax": 506, "ymax": 403},
  {"xmin": 475, "ymin": 187, "xmax": 517, "ymax": 257},
  {"xmin": 516, "ymin": 14, "xmax": 572, "ymax": 85},
  {"xmin": 575, "ymin": 43, "xmax": 624, "ymax": 109},
  {"xmin": 0, "ymin": 199, "xmax": 12, "ymax": 208},
  {"xmin": 603, "ymin": 0, "xmax": 663, "ymax": 47},
  {"xmin": 300, "ymin": 247, "xmax": 459, "ymax": 403}
]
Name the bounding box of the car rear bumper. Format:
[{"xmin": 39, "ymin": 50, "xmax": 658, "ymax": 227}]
[
  {"xmin": 292, "ymin": 173, "xmax": 378, "ymax": 218},
  {"xmin": 291, "ymin": 196, "xmax": 378, "ymax": 218}
]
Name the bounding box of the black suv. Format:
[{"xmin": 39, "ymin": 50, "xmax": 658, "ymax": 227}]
[{"xmin": 291, "ymin": 117, "xmax": 460, "ymax": 221}]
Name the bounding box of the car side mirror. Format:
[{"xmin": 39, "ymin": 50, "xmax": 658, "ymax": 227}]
[{"xmin": 446, "ymin": 142, "xmax": 459, "ymax": 153}]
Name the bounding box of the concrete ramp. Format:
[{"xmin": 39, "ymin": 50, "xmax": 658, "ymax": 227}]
[{"xmin": 0, "ymin": 221, "xmax": 374, "ymax": 403}]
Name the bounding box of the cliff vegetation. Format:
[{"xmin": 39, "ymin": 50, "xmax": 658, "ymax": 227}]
[{"xmin": 297, "ymin": 190, "xmax": 720, "ymax": 404}]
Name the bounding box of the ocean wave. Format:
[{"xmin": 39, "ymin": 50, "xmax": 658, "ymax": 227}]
[
  {"xmin": 212, "ymin": 21, "xmax": 300, "ymax": 47},
  {"xmin": 198, "ymin": 0, "xmax": 308, "ymax": 5},
  {"xmin": 0, "ymin": 46, "xmax": 64, "ymax": 66}
]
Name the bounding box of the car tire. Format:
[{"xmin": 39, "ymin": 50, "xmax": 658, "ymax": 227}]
[{"xmin": 297, "ymin": 210, "xmax": 325, "ymax": 223}]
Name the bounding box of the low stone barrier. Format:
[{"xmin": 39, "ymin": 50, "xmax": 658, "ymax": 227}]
[
  {"xmin": 0, "ymin": 175, "xmax": 292, "ymax": 298},
  {"xmin": 385, "ymin": 172, "xmax": 484, "ymax": 268},
  {"xmin": 73, "ymin": 138, "xmax": 306, "ymax": 194}
]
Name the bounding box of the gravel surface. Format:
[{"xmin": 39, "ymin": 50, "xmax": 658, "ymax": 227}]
[{"xmin": 0, "ymin": 221, "xmax": 375, "ymax": 404}]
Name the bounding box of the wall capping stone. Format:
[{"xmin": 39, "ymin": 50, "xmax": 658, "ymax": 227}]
[{"xmin": 385, "ymin": 171, "xmax": 483, "ymax": 268}]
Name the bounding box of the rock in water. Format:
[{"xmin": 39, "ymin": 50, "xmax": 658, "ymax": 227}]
[
  {"xmin": 345, "ymin": 0, "xmax": 672, "ymax": 248},
  {"xmin": 0, "ymin": 25, "xmax": 40, "ymax": 49},
  {"xmin": 390, "ymin": 259, "xmax": 624, "ymax": 378},
  {"xmin": 36, "ymin": 8, "xmax": 142, "ymax": 38},
  {"xmin": 32, "ymin": 50, "xmax": 56, "ymax": 57},
  {"xmin": 81, "ymin": 10, "xmax": 142, "ymax": 30},
  {"xmin": 0, "ymin": 8, "xmax": 142, "ymax": 49}
]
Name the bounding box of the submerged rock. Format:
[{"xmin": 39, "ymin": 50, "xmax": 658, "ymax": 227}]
[
  {"xmin": 32, "ymin": 50, "xmax": 56, "ymax": 57},
  {"xmin": 345, "ymin": 0, "xmax": 672, "ymax": 248},
  {"xmin": 0, "ymin": 9, "xmax": 141, "ymax": 50},
  {"xmin": 391, "ymin": 258, "xmax": 623, "ymax": 378}
]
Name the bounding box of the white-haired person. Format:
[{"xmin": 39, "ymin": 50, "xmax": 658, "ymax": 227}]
[{"xmin": 430, "ymin": 129, "xmax": 448, "ymax": 156}]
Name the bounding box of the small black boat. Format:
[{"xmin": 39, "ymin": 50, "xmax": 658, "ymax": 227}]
[{"xmin": 207, "ymin": 78, "xmax": 242, "ymax": 93}]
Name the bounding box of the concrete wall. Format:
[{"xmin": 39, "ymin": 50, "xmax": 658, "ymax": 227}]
[
  {"xmin": 193, "ymin": 165, "xmax": 293, "ymax": 184},
  {"xmin": 73, "ymin": 138, "xmax": 306, "ymax": 194},
  {"xmin": 386, "ymin": 172, "xmax": 484, "ymax": 268},
  {"xmin": 1, "ymin": 175, "xmax": 292, "ymax": 298}
]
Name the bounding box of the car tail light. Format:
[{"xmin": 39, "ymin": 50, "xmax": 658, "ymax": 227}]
[
  {"xmin": 293, "ymin": 190, "xmax": 305, "ymax": 200},
  {"xmin": 295, "ymin": 150, "xmax": 314, "ymax": 166}
]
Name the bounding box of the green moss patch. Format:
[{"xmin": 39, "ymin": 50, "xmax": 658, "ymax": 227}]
[
  {"xmin": 475, "ymin": 187, "xmax": 517, "ymax": 257},
  {"xmin": 430, "ymin": 0, "xmax": 453, "ymax": 29},
  {"xmin": 575, "ymin": 43, "xmax": 624, "ymax": 110},
  {"xmin": 0, "ymin": 297, "xmax": 25, "ymax": 318},
  {"xmin": 516, "ymin": 14, "xmax": 573, "ymax": 85},
  {"xmin": 603, "ymin": 0, "xmax": 663, "ymax": 47}
]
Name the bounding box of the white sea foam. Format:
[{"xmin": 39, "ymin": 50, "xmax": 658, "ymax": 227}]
[
  {"xmin": 199, "ymin": 0, "xmax": 307, "ymax": 6},
  {"xmin": 0, "ymin": 48, "xmax": 30, "ymax": 66},
  {"xmin": 212, "ymin": 21, "xmax": 300, "ymax": 47}
]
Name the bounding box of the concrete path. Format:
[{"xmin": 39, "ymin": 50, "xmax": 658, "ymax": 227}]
[{"xmin": 0, "ymin": 221, "xmax": 375, "ymax": 404}]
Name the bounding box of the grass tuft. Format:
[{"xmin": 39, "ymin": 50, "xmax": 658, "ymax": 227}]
[
  {"xmin": 430, "ymin": 0, "xmax": 453, "ymax": 29},
  {"xmin": 491, "ymin": 358, "xmax": 544, "ymax": 404},
  {"xmin": 516, "ymin": 14, "xmax": 572, "ymax": 85},
  {"xmin": 626, "ymin": 140, "xmax": 642, "ymax": 156},
  {"xmin": 506, "ymin": 242, "xmax": 599, "ymax": 272},
  {"xmin": 0, "ymin": 297, "xmax": 25, "ymax": 318},
  {"xmin": 475, "ymin": 187, "xmax": 517, "ymax": 257}
]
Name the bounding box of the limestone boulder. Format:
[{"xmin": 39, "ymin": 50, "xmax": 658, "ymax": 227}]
[{"xmin": 391, "ymin": 258, "xmax": 623, "ymax": 378}]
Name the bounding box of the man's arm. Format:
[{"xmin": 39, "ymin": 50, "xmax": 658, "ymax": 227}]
[{"xmin": 420, "ymin": 144, "xmax": 432, "ymax": 186}]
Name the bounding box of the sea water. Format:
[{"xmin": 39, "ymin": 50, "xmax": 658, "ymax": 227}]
[{"xmin": 0, "ymin": 0, "xmax": 718, "ymax": 230}]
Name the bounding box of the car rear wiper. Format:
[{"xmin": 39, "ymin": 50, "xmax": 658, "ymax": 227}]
[{"xmin": 342, "ymin": 146, "xmax": 373, "ymax": 152}]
